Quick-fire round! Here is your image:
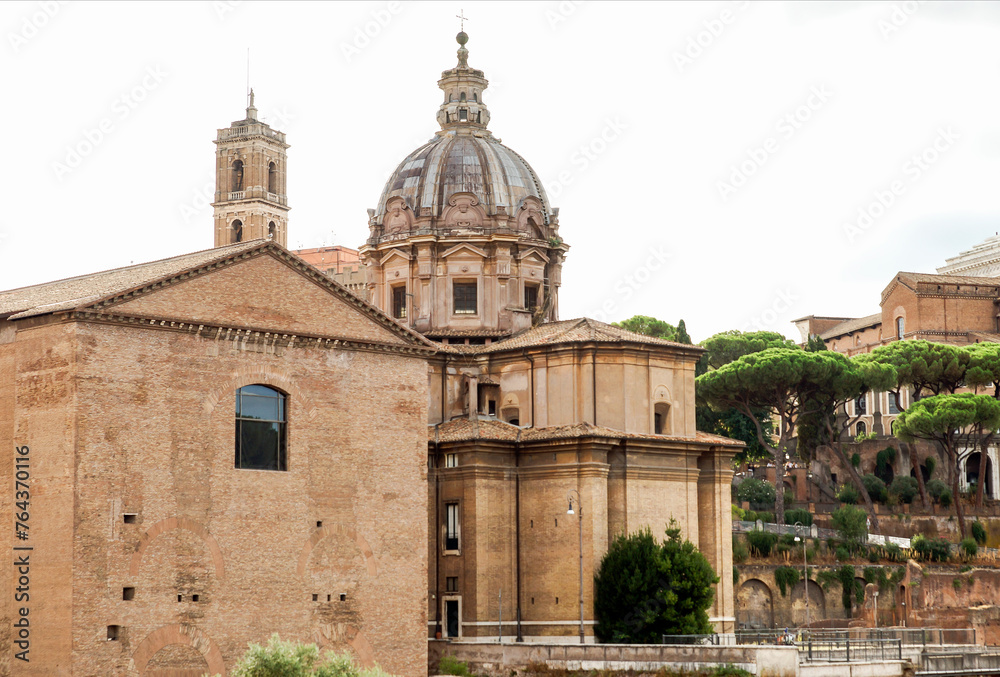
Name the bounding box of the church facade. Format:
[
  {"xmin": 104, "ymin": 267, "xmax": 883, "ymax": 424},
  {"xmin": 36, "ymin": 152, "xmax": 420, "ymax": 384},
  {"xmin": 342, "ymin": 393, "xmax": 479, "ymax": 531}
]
[{"xmin": 338, "ymin": 32, "xmax": 742, "ymax": 641}]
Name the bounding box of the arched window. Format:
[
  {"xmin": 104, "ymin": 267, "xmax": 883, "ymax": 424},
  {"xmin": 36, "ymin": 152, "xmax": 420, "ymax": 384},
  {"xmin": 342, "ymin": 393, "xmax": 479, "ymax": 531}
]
[
  {"xmin": 268, "ymin": 162, "xmax": 277, "ymax": 194},
  {"xmin": 460, "ymin": 91, "xmax": 467, "ymax": 102},
  {"xmin": 856, "ymin": 421, "xmax": 867, "ymax": 437},
  {"xmin": 472, "ymin": 92, "xmax": 478, "ymax": 102},
  {"xmin": 896, "ymin": 316, "xmax": 905, "ymax": 339},
  {"xmin": 231, "ymin": 160, "xmax": 244, "ymax": 192},
  {"xmin": 268, "ymin": 221, "xmax": 276, "ymax": 240},
  {"xmin": 232, "ymin": 220, "xmax": 243, "ymax": 243},
  {"xmin": 855, "ymin": 394, "xmax": 866, "ymax": 416},
  {"xmin": 235, "ymin": 384, "xmax": 287, "ymax": 471}
]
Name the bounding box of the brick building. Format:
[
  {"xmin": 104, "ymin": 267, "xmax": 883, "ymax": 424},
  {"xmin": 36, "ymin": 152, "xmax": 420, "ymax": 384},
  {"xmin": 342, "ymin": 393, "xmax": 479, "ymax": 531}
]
[
  {"xmin": 794, "ymin": 269, "xmax": 1000, "ymax": 500},
  {"xmin": 0, "ymin": 242, "xmax": 432, "ymax": 675}
]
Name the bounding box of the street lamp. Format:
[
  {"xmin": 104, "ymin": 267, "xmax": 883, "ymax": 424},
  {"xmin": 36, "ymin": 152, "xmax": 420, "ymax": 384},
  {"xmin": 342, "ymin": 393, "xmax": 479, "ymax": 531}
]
[
  {"xmin": 567, "ymin": 490, "xmax": 585, "ymax": 644},
  {"xmin": 793, "ymin": 521, "xmax": 809, "ymax": 629}
]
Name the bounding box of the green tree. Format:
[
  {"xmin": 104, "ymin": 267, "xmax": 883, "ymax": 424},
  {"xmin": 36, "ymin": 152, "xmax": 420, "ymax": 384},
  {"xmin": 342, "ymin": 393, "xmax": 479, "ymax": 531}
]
[
  {"xmin": 594, "ymin": 522, "xmax": 718, "ymax": 642},
  {"xmin": 698, "ymin": 347, "xmax": 869, "ymax": 526},
  {"xmin": 227, "ymin": 634, "xmax": 394, "ymax": 677},
  {"xmin": 831, "ymin": 504, "xmax": 869, "ymax": 552},
  {"xmin": 695, "ymin": 330, "xmax": 793, "ymax": 464},
  {"xmin": 894, "ymin": 393, "xmax": 1000, "ymax": 539},
  {"xmin": 675, "ymin": 319, "xmax": 692, "ymax": 345},
  {"xmin": 858, "ymin": 340, "xmax": 971, "ymax": 508},
  {"xmin": 613, "ymin": 315, "xmax": 678, "ymax": 341},
  {"xmin": 805, "ymin": 334, "xmax": 828, "ymax": 352},
  {"xmin": 964, "ymin": 343, "xmax": 1000, "ymax": 507}
]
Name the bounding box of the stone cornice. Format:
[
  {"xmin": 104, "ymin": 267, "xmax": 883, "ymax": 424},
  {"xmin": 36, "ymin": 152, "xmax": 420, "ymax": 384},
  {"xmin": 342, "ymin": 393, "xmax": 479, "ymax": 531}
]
[{"xmin": 67, "ymin": 310, "xmax": 438, "ymax": 358}]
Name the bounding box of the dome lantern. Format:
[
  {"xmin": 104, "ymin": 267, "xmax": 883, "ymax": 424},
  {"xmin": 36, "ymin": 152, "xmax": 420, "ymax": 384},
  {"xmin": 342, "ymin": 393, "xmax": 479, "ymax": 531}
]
[{"xmin": 436, "ymin": 32, "xmax": 491, "ymax": 131}]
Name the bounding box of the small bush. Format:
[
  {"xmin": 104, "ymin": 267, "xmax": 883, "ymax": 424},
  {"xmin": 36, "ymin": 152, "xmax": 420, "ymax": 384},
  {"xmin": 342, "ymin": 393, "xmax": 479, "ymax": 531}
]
[
  {"xmin": 784, "ymin": 508, "xmax": 813, "ymax": 527},
  {"xmin": 837, "ymin": 484, "xmax": 860, "ymax": 505},
  {"xmin": 925, "ymin": 456, "xmax": 937, "ymax": 478},
  {"xmin": 733, "ymin": 566, "xmax": 740, "ymax": 585},
  {"xmin": 832, "ymin": 504, "xmax": 869, "ymax": 550},
  {"xmin": 780, "ymin": 533, "xmax": 797, "ymax": 547},
  {"xmin": 862, "ymin": 474, "xmax": 888, "ymax": 503},
  {"xmin": 851, "ymin": 452, "xmax": 861, "ymax": 468},
  {"xmin": 438, "ymin": 655, "xmax": 473, "ymax": 677},
  {"xmin": 746, "ymin": 530, "xmax": 779, "ymax": 557},
  {"xmin": 836, "ymin": 546, "xmax": 850, "ymax": 561},
  {"xmin": 867, "ymin": 548, "xmax": 880, "ymax": 563},
  {"xmin": 743, "ymin": 510, "xmax": 758, "ymax": 523},
  {"xmin": 953, "ymin": 578, "xmax": 964, "ymax": 590},
  {"xmin": 889, "ymin": 476, "xmax": 919, "ymax": 504},
  {"xmin": 731, "ymin": 504, "xmax": 745, "ymax": 521},
  {"xmin": 961, "ymin": 537, "xmax": 978, "ymax": 559},
  {"xmin": 885, "ymin": 544, "xmax": 902, "ymax": 562},
  {"xmin": 755, "ymin": 512, "xmax": 775, "ymax": 524},
  {"xmin": 927, "ymin": 478, "xmax": 949, "ymax": 501},
  {"xmin": 940, "ymin": 489, "xmax": 953, "ymax": 508},
  {"xmin": 736, "ymin": 478, "xmax": 776, "ymax": 509},
  {"xmin": 875, "ymin": 447, "xmax": 896, "ymax": 482},
  {"xmin": 972, "ymin": 521, "xmax": 988, "ymax": 546},
  {"xmin": 774, "ymin": 566, "xmax": 800, "ymax": 596}
]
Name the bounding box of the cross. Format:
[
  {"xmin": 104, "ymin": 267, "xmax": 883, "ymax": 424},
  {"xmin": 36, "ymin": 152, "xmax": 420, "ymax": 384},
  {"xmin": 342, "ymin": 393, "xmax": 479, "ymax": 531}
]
[{"xmin": 456, "ymin": 9, "xmax": 467, "ymax": 31}]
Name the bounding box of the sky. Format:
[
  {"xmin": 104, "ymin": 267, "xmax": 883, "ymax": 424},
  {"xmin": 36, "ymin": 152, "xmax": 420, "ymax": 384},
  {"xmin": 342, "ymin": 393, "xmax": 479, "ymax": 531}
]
[{"xmin": 2, "ymin": 1, "xmax": 999, "ymax": 342}]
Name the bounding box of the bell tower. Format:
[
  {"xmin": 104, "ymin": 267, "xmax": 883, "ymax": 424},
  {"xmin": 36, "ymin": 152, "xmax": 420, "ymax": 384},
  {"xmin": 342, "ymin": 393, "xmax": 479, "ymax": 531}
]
[{"xmin": 212, "ymin": 90, "xmax": 290, "ymax": 247}]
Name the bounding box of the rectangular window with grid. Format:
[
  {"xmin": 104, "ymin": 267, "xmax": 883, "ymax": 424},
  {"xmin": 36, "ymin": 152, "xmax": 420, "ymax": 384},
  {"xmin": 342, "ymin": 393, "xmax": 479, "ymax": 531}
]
[
  {"xmin": 453, "ymin": 282, "xmax": 477, "ymax": 315},
  {"xmin": 445, "ymin": 502, "xmax": 460, "ymax": 550}
]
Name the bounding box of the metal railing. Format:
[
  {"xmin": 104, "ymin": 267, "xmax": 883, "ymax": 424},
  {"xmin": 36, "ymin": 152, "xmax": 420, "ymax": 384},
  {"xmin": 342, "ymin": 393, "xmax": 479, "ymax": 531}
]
[{"xmin": 800, "ymin": 637, "xmax": 901, "ymax": 662}]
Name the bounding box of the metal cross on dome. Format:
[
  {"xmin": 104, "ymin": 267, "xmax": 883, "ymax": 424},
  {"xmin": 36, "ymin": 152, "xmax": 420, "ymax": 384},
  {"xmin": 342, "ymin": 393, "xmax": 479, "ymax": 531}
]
[{"xmin": 456, "ymin": 9, "xmax": 468, "ymax": 31}]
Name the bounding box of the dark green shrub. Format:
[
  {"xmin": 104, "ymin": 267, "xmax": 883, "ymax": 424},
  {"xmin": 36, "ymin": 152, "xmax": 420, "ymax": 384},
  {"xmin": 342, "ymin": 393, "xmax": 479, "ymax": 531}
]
[
  {"xmin": 961, "ymin": 537, "xmax": 978, "ymax": 559},
  {"xmin": 784, "ymin": 508, "xmax": 813, "ymax": 527},
  {"xmin": 837, "ymin": 484, "xmax": 860, "ymax": 504},
  {"xmin": 835, "ymin": 546, "xmax": 850, "ymax": 561},
  {"xmin": 925, "ymin": 456, "xmax": 936, "ymax": 478},
  {"xmin": 889, "ymin": 476, "xmax": 919, "ymax": 504},
  {"xmin": 912, "ymin": 535, "xmax": 950, "ymax": 562},
  {"xmin": 755, "ymin": 512, "xmax": 775, "ymax": 524},
  {"xmin": 736, "ymin": 478, "xmax": 776, "ymax": 509},
  {"xmin": 780, "ymin": 533, "xmax": 797, "ymax": 547},
  {"xmin": 972, "ymin": 521, "xmax": 988, "ymax": 546},
  {"xmin": 940, "ymin": 489, "xmax": 953, "ymax": 508},
  {"xmin": 743, "ymin": 510, "xmax": 758, "ymax": 523},
  {"xmin": 774, "ymin": 566, "xmax": 800, "ymax": 596},
  {"xmin": 733, "ymin": 566, "xmax": 740, "ymax": 585},
  {"xmin": 875, "ymin": 447, "xmax": 896, "ymax": 482},
  {"xmin": 862, "ymin": 474, "xmax": 888, "ymax": 503},
  {"xmin": 835, "ymin": 565, "xmax": 863, "ymax": 609},
  {"xmin": 733, "ymin": 536, "xmax": 749, "ymax": 564},
  {"xmin": 927, "ymin": 478, "xmax": 949, "ymax": 501},
  {"xmin": 867, "ymin": 548, "xmax": 880, "ymax": 563},
  {"xmin": 832, "ymin": 504, "xmax": 869, "ymax": 551},
  {"xmin": 746, "ymin": 530, "xmax": 779, "ymax": 557},
  {"xmin": 851, "ymin": 452, "xmax": 861, "ymax": 468}
]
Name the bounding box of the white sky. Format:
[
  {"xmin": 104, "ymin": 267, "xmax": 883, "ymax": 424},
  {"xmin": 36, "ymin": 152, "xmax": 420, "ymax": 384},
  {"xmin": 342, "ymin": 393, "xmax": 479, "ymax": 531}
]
[{"xmin": 2, "ymin": 1, "xmax": 999, "ymax": 342}]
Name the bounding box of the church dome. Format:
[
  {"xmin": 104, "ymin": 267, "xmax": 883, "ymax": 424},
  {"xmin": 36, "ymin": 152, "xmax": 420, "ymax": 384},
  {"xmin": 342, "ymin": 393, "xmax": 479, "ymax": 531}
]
[
  {"xmin": 375, "ymin": 132, "xmax": 550, "ymax": 224},
  {"xmin": 368, "ymin": 32, "xmax": 556, "ymax": 241}
]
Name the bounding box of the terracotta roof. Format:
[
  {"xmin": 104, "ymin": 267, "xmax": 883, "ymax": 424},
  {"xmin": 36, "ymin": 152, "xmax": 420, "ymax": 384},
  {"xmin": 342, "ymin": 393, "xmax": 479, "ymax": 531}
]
[
  {"xmin": 0, "ymin": 240, "xmax": 267, "ymax": 319},
  {"xmin": 429, "ymin": 419, "xmax": 743, "ymax": 447},
  {"xmin": 432, "ymin": 318, "xmax": 702, "ymax": 355},
  {"xmin": 427, "ymin": 328, "xmax": 512, "ymax": 338},
  {"xmin": 0, "ymin": 240, "xmax": 437, "ymax": 350},
  {"xmin": 967, "ymin": 332, "xmax": 1000, "ymax": 344},
  {"xmin": 820, "ymin": 313, "xmax": 883, "ymax": 340}
]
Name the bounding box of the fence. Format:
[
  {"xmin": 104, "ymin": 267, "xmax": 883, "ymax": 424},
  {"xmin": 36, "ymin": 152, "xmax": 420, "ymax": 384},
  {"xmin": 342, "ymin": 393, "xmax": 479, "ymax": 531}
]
[{"xmin": 799, "ymin": 637, "xmax": 901, "ymax": 662}]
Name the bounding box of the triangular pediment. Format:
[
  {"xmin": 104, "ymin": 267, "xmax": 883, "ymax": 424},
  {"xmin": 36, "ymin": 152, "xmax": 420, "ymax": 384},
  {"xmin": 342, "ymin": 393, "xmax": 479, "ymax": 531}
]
[
  {"xmin": 517, "ymin": 247, "xmax": 550, "ymax": 264},
  {"xmin": 381, "ymin": 248, "xmax": 412, "ymax": 265},
  {"xmin": 441, "ymin": 243, "xmax": 488, "ymax": 259},
  {"xmin": 85, "ymin": 243, "xmax": 431, "ymax": 348}
]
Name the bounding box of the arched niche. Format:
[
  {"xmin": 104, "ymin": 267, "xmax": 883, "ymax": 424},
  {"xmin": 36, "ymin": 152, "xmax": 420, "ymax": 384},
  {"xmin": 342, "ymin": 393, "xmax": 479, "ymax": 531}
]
[{"xmin": 737, "ymin": 579, "xmax": 774, "ymax": 629}]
